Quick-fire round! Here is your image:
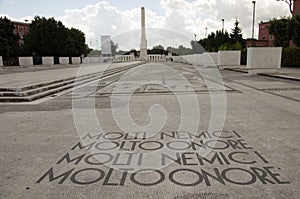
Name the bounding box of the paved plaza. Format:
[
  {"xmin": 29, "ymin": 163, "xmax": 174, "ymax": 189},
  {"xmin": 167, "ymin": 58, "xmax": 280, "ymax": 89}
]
[{"xmin": 0, "ymin": 62, "xmax": 299, "ymax": 198}]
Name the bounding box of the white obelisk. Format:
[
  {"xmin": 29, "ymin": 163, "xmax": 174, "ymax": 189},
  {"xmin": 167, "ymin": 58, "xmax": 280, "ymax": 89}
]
[{"xmin": 140, "ymin": 7, "xmax": 147, "ymax": 61}]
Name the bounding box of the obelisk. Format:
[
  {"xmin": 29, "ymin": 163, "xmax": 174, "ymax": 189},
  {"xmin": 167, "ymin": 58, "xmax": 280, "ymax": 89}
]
[{"xmin": 140, "ymin": 7, "xmax": 147, "ymax": 61}]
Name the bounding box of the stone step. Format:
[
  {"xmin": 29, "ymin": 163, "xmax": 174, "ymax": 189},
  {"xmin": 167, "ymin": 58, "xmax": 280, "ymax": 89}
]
[
  {"xmin": 0, "ymin": 66, "xmax": 126, "ymax": 92},
  {"xmin": 0, "ymin": 83, "xmax": 75, "ymax": 102},
  {"xmin": 0, "ymin": 62, "xmax": 143, "ymax": 102},
  {"xmin": 0, "ymin": 74, "xmax": 99, "ymax": 97}
]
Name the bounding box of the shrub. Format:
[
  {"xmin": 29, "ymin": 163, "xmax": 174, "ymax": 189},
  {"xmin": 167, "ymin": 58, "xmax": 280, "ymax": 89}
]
[
  {"xmin": 282, "ymin": 48, "xmax": 300, "ymax": 67},
  {"xmin": 33, "ymin": 56, "xmax": 42, "ymax": 65},
  {"xmin": 241, "ymin": 48, "xmax": 247, "ymax": 65},
  {"xmin": 54, "ymin": 57, "xmax": 60, "ymax": 65}
]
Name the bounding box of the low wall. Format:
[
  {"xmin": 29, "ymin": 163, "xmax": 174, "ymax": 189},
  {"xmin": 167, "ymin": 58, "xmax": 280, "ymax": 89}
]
[
  {"xmin": 115, "ymin": 55, "xmax": 135, "ymax": 62},
  {"xmin": 185, "ymin": 54, "xmax": 203, "ymax": 65},
  {"xmin": 72, "ymin": 57, "xmax": 81, "ymax": 65},
  {"xmin": 182, "ymin": 55, "xmax": 194, "ymax": 64},
  {"xmin": 218, "ymin": 51, "xmax": 241, "ymax": 66},
  {"xmin": 83, "ymin": 57, "xmax": 103, "ymax": 64},
  {"xmin": 42, "ymin": 57, "xmax": 54, "ymax": 65},
  {"xmin": 247, "ymin": 47, "xmax": 282, "ymax": 75},
  {"xmin": 147, "ymin": 54, "xmax": 165, "ymax": 62},
  {"xmin": 59, "ymin": 57, "xmax": 69, "ymax": 65},
  {"xmin": 203, "ymin": 52, "xmax": 218, "ymax": 66},
  {"xmin": 0, "ymin": 56, "xmax": 3, "ymax": 67},
  {"xmin": 19, "ymin": 57, "xmax": 33, "ymax": 66},
  {"xmin": 193, "ymin": 54, "xmax": 203, "ymax": 65},
  {"xmin": 172, "ymin": 54, "xmax": 203, "ymax": 65},
  {"xmin": 172, "ymin": 56, "xmax": 184, "ymax": 63}
]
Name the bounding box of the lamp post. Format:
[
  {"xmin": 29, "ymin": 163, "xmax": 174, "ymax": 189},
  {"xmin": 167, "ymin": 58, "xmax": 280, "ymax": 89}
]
[
  {"xmin": 205, "ymin": 27, "xmax": 208, "ymax": 37},
  {"xmin": 252, "ymin": 1, "xmax": 256, "ymax": 39},
  {"xmin": 222, "ymin": 19, "xmax": 225, "ymax": 33},
  {"xmin": 221, "ymin": 19, "xmax": 225, "ymax": 48}
]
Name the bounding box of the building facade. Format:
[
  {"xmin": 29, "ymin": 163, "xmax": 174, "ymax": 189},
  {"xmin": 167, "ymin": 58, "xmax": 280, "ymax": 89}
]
[
  {"xmin": 246, "ymin": 0, "xmax": 300, "ymax": 47},
  {"xmin": 258, "ymin": 22, "xmax": 274, "ymax": 46},
  {"xmin": 294, "ymin": 0, "xmax": 300, "ymax": 16}
]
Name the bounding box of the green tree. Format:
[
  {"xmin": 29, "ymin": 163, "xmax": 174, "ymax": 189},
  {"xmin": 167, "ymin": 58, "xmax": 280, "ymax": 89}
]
[
  {"xmin": 153, "ymin": 45, "xmax": 164, "ymax": 50},
  {"xmin": 292, "ymin": 14, "xmax": 300, "ymax": 46},
  {"xmin": 199, "ymin": 30, "xmax": 230, "ymax": 52},
  {"xmin": 166, "ymin": 46, "xmax": 192, "ymax": 55},
  {"xmin": 0, "ymin": 17, "xmax": 20, "ymax": 60},
  {"xmin": 230, "ymin": 19, "xmax": 245, "ymax": 48},
  {"xmin": 232, "ymin": 41, "xmax": 243, "ymax": 50},
  {"xmin": 191, "ymin": 40, "xmax": 205, "ymax": 54},
  {"xmin": 116, "ymin": 50, "xmax": 127, "ymax": 55},
  {"xmin": 148, "ymin": 45, "xmax": 165, "ymax": 54},
  {"xmin": 199, "ymin": 32, "xmax": 215, "ymax": 52},
  {"xmin": 111, "ymin": 40, "xmax": 118, "ymax": 56},
  {"xmin": 24, "ymin": 17, "xmax": 64, "ymax": 56},
  {"xmin": 268, "ymin": 17, "xmax": 293, "ymax": 48},
  {"xmin": 67, "ymin": 28, "xmax": 86, "ymax": 56},
  {"xmin": 88, "ymin": 49, "xmax": 101, "ymax": 56},
  {"xmin": 23, "ymin": 16, "xmax": 87, "ymax": 56}
]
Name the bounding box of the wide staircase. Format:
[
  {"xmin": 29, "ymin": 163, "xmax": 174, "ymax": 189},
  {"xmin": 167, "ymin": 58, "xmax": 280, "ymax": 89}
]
[{"xmin": 0, "ymin": 62, "xmax": 143, "ymax": 102}]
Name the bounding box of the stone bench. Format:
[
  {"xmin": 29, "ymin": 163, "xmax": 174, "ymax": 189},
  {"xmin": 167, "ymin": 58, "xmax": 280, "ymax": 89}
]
[
  {"xmin": 218, "ymin": 51, "xmax": 241, "ymax": 69},
  {"xmin": 19, "ymin": 57, "xmax": 33, "ymax": 66},
  {"xmin": 0, "ymin": 56, "xmax": 3, "ymax": 67},
  {"xmin": 247, "ymin": 47, "xmax": 282, "ymax": 75},
  {"xmin": 59, "ymin": 57, "xmax": 69, "ymax": 65},
  {"xmin": 71, "ymin": 57, "xmax": 81, "ymax": 65},
  {"xmin": 42, "ymin": 57, "xmax": 54, "ymax": 65},
  {"xmin": 203, "ymin": 52, "xmax": 218, "ymax": 66}
]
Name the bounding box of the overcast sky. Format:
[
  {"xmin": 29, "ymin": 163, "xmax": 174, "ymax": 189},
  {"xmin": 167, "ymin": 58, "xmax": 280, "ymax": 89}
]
[{"xmin": 0, "ymin": 0, "xmax": 291, "ymax": 50}]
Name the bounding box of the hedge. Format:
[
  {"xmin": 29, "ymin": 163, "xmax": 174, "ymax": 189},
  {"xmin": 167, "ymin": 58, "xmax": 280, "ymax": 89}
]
[
  {"xmin": 282, "ymin": 48, "xmax": 300, "ymax": 67},
  {"xmin": 241, "ymin": 48, "xmax": 247, "ymax": 65}
]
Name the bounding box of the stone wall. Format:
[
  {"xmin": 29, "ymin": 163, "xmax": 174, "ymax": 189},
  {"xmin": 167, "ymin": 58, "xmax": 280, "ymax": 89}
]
[
  {"xmin": 72, "ymin": 57, "xmax": 81, "ymax": 65},
  {"xmin": 203, "ymin": 52, "xmax": 218, "ymax": 66},
  {"xmin": 218, "ymin": 51, "xmax": 241, "ymax": 66},
  {"xmin": 115, "ymin": 55, "xmax": 135, "ymax": 62},
  {"xmin": 59, "ymin": 57, "xmax": 69, "ymax": 65},
  {"xmin": 172, "ymin": 54, "xmax": 203, "ymax": 65},
  {"xmin": 147, "ymin": 55, "xmax": 166, "ymax": 62},
  {"xmin": 42, "ymin": 57, "xmax": 54, "ymax": 65},
  {"xmin": 82, "ymin": 57, "xmax": 103, "ymax": 64},
  {"xmin": 186, "ymin": 54, "xmax": 203, "ymax": 65},
  {"xmin": 19, "ymin": 57, "xmax": 33, "ymax": 66},
  {"xmin": 247, "ymin": 47, "xmax": 282, "ymax": 75},
  {"xmin": 182, "ymin": 55, "xmax": 193, "ymax": 64}
]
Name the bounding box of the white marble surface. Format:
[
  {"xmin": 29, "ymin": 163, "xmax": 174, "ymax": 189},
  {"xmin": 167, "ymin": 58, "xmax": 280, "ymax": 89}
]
[
  {"xmin": 42, "ymin": 57, "xmax": 54, "ymax": 65},
  {"xmin": 247, "ymin": 47, "xmax": 282, "ymax": 69},
  {"xmin": 59, "ymin": 57, "xmax": 69, "ymax": 65},
  {"xmin": 19, "ymin": 57, "xmax": 33, "ymax": 66},
  {"xmin": 218, "ymin": 51, "xmax": 241, "ymax": 66}
]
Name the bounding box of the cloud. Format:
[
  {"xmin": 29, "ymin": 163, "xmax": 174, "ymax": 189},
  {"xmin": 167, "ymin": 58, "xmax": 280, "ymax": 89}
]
[
  {"xmin": 57, "ymin": 0, "xmax": 218, "ymax": 50},
  {"xmin": 212, "ymin": 0, "xmax": 290, "ymax": 38},
  {"xmin": 1, "ymin": 0, "xmax": 291, "ymax": 50},
  {"xmin": 0, "ymin": 14, "xmax": 34, "ymax": 23},
  {"xmin": 56, "ymin": 1, "xmax": 171, "ymax": 50}
]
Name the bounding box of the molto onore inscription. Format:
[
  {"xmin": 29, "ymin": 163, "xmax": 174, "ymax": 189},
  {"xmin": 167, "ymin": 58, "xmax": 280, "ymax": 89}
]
[{"xmin": 36, "ymin": 130, "xmax": 290, "ymax": 187}]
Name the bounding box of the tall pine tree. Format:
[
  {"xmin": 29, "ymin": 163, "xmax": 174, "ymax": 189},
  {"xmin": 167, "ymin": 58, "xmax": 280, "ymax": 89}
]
[{"xmin": 230, "ymin": 19, "xmax": 245, "ymax": 49}]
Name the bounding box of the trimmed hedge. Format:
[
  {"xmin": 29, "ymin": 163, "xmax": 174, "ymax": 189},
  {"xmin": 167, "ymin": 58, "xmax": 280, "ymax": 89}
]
[
  {"xmin": 54, "ymin": 57, "xmax": 60, "ymax": 64},
  {"xmin": 33, "ymin": 56, "xmax": 42, "ymax": 65},
  {"xmin": 241, "ymin": 48, "xmax": 247, "ymax": 65},
  {"xmin": 282, "ymin": 48, "xmax": 300, "ymax": 67}
]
